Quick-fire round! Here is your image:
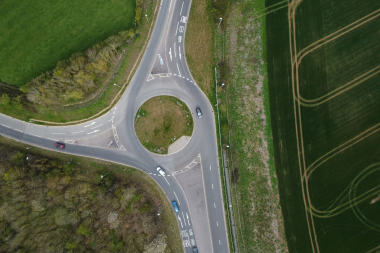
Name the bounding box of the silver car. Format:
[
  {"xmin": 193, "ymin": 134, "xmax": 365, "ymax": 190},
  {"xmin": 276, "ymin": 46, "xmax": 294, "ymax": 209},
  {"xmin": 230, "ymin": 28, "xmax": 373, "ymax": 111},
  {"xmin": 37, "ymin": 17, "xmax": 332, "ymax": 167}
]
[
  {"xmin": 196, "ymin": 107, "xmax": 202, "ymax": 118},
  {"xmin": 156, "ymin": 166, "xmax": 165, "ymax": 176}
]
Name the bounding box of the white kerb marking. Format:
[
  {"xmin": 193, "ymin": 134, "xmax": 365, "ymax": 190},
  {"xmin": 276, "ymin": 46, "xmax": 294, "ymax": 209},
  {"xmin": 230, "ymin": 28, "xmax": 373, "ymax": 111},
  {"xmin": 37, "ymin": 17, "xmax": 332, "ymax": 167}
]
[
  {"xmin": 87, "ymin": 130, "xmax": 99, "ymax": 135},
  {"xmin": 179, "ymin": 46, "xmax": 181, "ymax": 59},
  {"xmin": 72, "ymin": 131, "xmax": 84, "ymax": 134},
  {"xmin": 84, "ymin": 122, "xmax": 96, "ymax": 127},
  {"xmin": 180, "ymin": 2, "xmax": 184, "ymax": 15},
  {"xmin": 174, "ymin": 191, "xmax": 181, "ymax": 205},
  {"xmin": 175, "ymin": 21, "xmax": 179, "ymax": 36},
  {"xmin": 176, "ymin": 63, "xmax": 181, "ymax": 76},
  {"xmin": 91, "ymin": 124, "xmax": 103, "ymax": 129}
]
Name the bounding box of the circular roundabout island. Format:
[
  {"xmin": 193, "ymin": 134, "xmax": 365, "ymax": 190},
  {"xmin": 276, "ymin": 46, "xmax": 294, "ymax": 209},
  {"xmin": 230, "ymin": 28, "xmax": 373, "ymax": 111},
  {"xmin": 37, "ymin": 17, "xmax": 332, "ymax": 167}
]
[{"xmin": 134, "ymin": 96, "xmax": 193, "ymax": 154}]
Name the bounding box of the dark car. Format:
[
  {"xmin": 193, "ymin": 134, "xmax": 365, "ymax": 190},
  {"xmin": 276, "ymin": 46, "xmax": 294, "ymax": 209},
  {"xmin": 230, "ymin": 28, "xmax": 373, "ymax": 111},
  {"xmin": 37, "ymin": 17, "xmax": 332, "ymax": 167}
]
[
  {"xmin": 55, "ymin": 143, "xmax": 65, "ymax": 149},
  {"xmin": 192, "ymin": 247, "xmax": 198, "ymax": 253},
  {"xmin": 196, "ymin": 107, "xmax": 202, "ymax": 118},
  {"xmin": 172, "ymin": 201, "xmax": 179, "ymax": 213}
]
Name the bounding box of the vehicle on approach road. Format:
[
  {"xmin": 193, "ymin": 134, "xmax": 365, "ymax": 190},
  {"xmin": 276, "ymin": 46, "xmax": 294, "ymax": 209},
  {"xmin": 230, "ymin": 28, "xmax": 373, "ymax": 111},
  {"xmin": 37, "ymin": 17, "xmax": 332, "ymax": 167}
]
[
  {"xmin": 192, "ymin": 247, "xmax": 198, "ymax": 253},
  {"xmin": 196, "ymin": 107, "xmax": 202, "ymax": 118},
  {"xmin": 172, "ymin": 200, "xmax": 179, "ymax": 212},
  {"xmin": 55, "ymin": 143, "xmax": 65, "ymax": 149},
  {"xmin": 157, "ymin": 166, "xmax": 165, "ymax": 176}
]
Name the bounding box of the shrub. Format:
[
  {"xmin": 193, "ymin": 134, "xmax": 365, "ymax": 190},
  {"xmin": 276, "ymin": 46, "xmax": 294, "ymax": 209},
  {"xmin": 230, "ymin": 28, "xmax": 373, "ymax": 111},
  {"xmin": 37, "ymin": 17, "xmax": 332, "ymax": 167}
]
[
  {"xmin": 10, "ymin": 151, "xmax": 25, "ymax": 166},
  {"xmin": 65, "ymin": 242, "xmax": 78, "ymax": 249},
  {"xmin": 77, "ymin": 223, "xmax": 91, "ymax": 236},
  {"xmin": 1, "ymin": 94, "xmax": 11, "ymax": 106}
]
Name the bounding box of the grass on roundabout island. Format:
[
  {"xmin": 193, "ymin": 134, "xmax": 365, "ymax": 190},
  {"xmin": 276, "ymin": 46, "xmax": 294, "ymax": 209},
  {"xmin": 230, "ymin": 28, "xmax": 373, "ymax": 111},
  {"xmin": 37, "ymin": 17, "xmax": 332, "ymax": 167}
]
[{"xmin": 134, "ymin": 96, "xmax": 193, "ymax": 154}]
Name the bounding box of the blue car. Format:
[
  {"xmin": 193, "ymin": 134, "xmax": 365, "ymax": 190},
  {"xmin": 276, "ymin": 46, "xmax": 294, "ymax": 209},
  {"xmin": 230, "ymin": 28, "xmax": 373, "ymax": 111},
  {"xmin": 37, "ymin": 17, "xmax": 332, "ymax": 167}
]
[{"xmin": 172, "ymin": 201, "xmax": 179, "ymax": 213}]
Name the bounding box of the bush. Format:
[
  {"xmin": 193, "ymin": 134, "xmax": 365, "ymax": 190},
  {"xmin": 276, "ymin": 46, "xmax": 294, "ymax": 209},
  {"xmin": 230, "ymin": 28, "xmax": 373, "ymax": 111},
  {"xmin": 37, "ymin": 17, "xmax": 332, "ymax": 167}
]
[
  {"xmin": 10, "ymin": 151, "xmax": 25, "ymax": 166},
  {"xmin": 135, "ymin": 7, "xmax": 142, "ymax": 26},
  {"xmin": 65, "ymin": 242, "xmax": 78, "ymax": 249},
  {"xmin": 77, "ymin": 223, "xmax": 91, "ymax": 236},
  {"xmin": 1, "ymin": 94, "xmax": 11, "ymax": 106}
]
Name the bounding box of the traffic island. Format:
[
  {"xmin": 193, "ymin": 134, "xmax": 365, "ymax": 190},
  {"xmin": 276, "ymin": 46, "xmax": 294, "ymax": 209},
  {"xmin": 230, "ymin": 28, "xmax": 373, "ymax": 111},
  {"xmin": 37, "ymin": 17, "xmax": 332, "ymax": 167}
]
[{"xmin": 134, "ymin": 96, "xmax": 193, "ymax": 154}]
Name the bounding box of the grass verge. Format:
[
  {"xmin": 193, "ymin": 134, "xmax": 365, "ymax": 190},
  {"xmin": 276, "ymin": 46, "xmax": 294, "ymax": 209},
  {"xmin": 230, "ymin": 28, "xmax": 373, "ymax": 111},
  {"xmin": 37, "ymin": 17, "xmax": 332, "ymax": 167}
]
[
  {"xmin": 135, "ymin": 96, "xmax": 193, "ymax": 154},
  {"xmin": 185, "ymin": 0, "xmax": 288, "ymax": 251}
]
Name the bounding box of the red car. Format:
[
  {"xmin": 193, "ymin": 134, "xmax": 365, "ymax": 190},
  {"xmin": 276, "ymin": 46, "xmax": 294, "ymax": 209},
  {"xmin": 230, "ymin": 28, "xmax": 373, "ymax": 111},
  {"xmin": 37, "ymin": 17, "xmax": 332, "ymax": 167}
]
[{"xmin": 55, "ymin": 143, "xmax": 65, "ymax": 149}]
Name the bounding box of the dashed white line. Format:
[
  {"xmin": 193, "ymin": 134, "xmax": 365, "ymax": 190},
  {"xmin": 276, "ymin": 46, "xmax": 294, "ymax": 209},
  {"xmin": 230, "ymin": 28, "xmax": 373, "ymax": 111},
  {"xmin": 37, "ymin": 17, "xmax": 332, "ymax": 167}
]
[
  {"xmin": 174, "ymin": 74, "xmax": 177, "ymax": 76},
  {"xmin": 91, "ymin": 124, "xmax": 103, "ymax": 129},
  {"xmin": 14, "ymin": 129, "xmax": 23, "ymax": 132},
  {"xmin": 190, "ymin": 81, "xmax": 193, "ymax": 83},
  {"xmin": 217, "ymin": 221, "xmax": 218, "ymax": 226},
  {"xmin": 210, "ymin": 165, "xmax": 212, "ymax": 170},
  {"xmin": 84, "ymin": 122, "xmax": 96, "ymax": 127},
  {"xmin": 52, "ymin": 133, "xmax": 65, "ymax": 135},
  {"xmin": 0, "ymin": 124, "xmax": 9, "ymax": 128},
  {"xmin": 182, "ymin": 76, "xmax": 185, "ymax": 79},
  {"xmin": 214, "ymin": 203, "xmax": 216, "ymax": 208},
  {"xmin": 212, "ymin": 184, "xmax": 213, "ymax": 189},
  {"xmin": 30, "ymin": 134, "xmax": 41, "ymax": 137},
  {"xmin": 149, "ymin": 173, "xmax": 152, "ymax": 174},
  {"xmin": 174, "ymin": 42, "xmax": 177, "ymax": 57},
  {"xmin": 108, "ymin": 116, "xmax": 114, "ymax": 122},
  {"xmin": 182, "ymin": 212, "xmax": 187, "ymax": 226},
  {"xmin": 72, "ymin": 131, "xmax": 84, "ymax": 134},
  {"xmin": 186, "ymin": 78, "xmax": 189, "ymax": 80},
  {"xmin": 180, "ymin": 2, "xmax": 184, "ymax": 15},
  {"xmin": 163, "ymin": 176, "xmax": 170, "ymax": 185},
  {"xmin": 219, "ymin": 240, "xmax": 221, "ymax": 245},
  {"xmin": 179, "ymin": 46, "xmax": 181, "ymax": 59},
  {"xmin": 174, "ymin": 191, "xmax": 181, "ymax": 205},
  {"xmin": 87, "ymin": 130, "xmax": 99, "ymax": 135},
  {"xmin": 176, "ymin": 63, "xmax": 181, "ymax": 76}
]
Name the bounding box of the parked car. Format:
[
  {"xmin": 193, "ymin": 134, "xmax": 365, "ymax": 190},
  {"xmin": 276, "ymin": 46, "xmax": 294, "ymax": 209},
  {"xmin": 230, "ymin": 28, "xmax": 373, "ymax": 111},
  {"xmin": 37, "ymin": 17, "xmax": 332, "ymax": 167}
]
[
  {"xmin": 196, "ymin": 107, "xmax": 202, "ymax": 118},
  {"xmin": 172, "ymin": 201, "xmax": 179, "ymax": 212},
  {"xmin": 157, "ymin": 166, "xmax": 165, "ymax": 176},
  {"xmin": 55, "ymin": 143, "xmax": 65, "ymax": 149}
]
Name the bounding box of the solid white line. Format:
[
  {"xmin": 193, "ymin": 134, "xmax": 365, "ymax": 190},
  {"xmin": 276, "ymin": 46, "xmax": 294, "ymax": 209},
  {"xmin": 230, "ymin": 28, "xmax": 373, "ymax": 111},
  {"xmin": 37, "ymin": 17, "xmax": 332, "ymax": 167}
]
[
  {"xmin": 175, "ymin": 21, "xmax": 179, "ymax": 36},
  {"xmin": 84, "ymin": 122, "xmax": 95, "ymax": 127},
  {"xmin": 179, "ymin": 46, "xmax": 181, "ymax": 59},
  {"xmin": 219, "ymin": 240, "xmax": 221, "ymax": 245},
  {"xmin": 214, "ymin": 203, "xmax": 216, "ymax": 208},
  {"xmin": 87, "ymin": 130, "xmax": 99, "ymax": 135},
  {"xmin": 91, "ymin": 124, "xmax": 103, "ymax": 129},
  {"xmin": 210, "ymin": 165, "xmax": 212, "ymax": 170},
  {"xmin": 180, "ymin": 2, "xmax": 184, "ymax": 15},
  {"xmin": 176, "ymin": 63, "xmax": 181, "ymax": 76},
  {"xmin": 174, "ymin": 191, "xmax": 181, "ymax": 205},
  {"xmin": 52, "ymin": 133, "xmax": 64, "ymax": 134},
  {"xmin": 174, "ymin": 42, "xmax": 177, "ymax": 57},
  {"xmin": 72, "ymin": 131, "xmax": 84, "ymax": 134},
  {"xmin": 186, "ymin": 213, "xmax": 190, "ymax": 226},
  {"xmin": 30, "ymin": 134, "xmax": 41, "ymax": 137},
  {"xmin": 0, "ymin": 124, "xmax": 9, "ymax": 128},
  {"xmin": 212, "ymin": 184, "xmax": 213, "ymax": 189},
  {"xmin": 163, "ymin": 176, "xmax": 170, "ymax": 185}
]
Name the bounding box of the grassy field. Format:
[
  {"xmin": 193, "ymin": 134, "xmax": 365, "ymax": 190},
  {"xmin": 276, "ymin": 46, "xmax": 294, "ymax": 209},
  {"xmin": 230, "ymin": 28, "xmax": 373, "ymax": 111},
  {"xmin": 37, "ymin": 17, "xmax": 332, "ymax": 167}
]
[
  {"xmin": 134, "ymin": 96, "xmax": 193, "ymax": 154},
  {"xmin": 0, "ymin": 0, "xmax": 135, "ymax": 87},
  {"xmin": 0, "ymin": 135, "xmax": 183, "ymax": 252},
  {"xmin": 185, "ymin": 0, "xmax": 287, "ymax": 251},
  {"xmin": 0, "ymin": 0, "xmax": 158, "ymax": 124},
  {"xmin": 266, "ymin": 0, "xmax": 380, "ymax": 252}
]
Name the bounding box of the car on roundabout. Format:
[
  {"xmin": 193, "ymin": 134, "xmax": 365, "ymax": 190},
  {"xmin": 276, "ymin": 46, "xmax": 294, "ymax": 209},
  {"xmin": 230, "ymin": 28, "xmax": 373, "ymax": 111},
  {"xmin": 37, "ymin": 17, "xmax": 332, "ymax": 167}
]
[
  {"xmin": 196, "ymin": 107, "xmax": 202, "ymax": 118},
  {"xmin": 172, "ymin": 200, "xmax": 179, "ymax": 213},
  {"xmin": 55, "ymin": 143, "xmax": 65, "ymax": 149},
  {"xmin": 157, "ymin": 166, "xmax": 165, "ymax": 176}
]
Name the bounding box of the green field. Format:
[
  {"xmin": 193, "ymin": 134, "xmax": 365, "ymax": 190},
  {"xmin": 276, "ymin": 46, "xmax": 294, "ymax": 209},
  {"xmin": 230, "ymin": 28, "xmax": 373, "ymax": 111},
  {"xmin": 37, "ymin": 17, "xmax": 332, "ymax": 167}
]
[
  {"xmin": 0, "ymin": 0, "xmax": 135, "ymax": 87},
  {"xmin": 267, "ymin": 0, "xmax": 380, "ymax": 252}
]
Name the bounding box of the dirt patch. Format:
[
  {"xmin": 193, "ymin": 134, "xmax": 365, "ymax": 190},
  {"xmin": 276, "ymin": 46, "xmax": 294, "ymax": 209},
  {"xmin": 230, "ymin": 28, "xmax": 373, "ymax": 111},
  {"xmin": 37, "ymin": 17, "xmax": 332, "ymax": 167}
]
[{"xmin": 134, "ymin": 96, "xmax": 193, "ymax": 154}]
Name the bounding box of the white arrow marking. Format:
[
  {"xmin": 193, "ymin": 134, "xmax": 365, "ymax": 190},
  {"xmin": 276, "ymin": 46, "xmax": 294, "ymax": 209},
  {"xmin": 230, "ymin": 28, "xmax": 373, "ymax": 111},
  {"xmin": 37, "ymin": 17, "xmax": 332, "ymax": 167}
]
[
  {"xmin": 182, "ymin": 212, "xmax": 187, "ymax": 226},
  {"xmin": 186, "ymin": 213, "xmax": 190, "ymax": 226},
  {"xmin": 169, "ymin": 48, "xmax": 172, "ymax": 61},
  {"xmin": 179, "ymin": 46, "xmax": 181, "ymax": 59},
  {"xmin": 176, "ymin": 63, "xmax": 181, "ymax": 76},
  {"xmin": 84, "ymin": 122, "xmax": 96, "ymax": 127},
  {"xmin": 178, "ymin": 216, "xmax": 183, "ymax": 228}
]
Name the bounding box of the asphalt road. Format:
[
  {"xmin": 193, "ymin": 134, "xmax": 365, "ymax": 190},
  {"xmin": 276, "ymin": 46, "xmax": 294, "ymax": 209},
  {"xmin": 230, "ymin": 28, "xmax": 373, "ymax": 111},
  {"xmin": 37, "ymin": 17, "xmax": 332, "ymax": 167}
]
[{"xmin": 0, "ymin": 0, "xmax": 229, "ymax": 252}]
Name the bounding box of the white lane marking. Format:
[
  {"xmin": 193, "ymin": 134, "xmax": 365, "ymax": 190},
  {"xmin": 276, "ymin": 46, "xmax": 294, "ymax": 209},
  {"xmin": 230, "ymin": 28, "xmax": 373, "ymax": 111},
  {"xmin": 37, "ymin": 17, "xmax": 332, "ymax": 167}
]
[
  {"xmin": 14, "ymin": 129, "xmax": 23, "ymax": 132},
  {"xmin": 108, "ymin": 116, "xmax": 114, "ymax": 122},
  {"xmin": 186, "ymin": 213, "xmax": 190, "ymax": 226},
  {"xmin": 72, "ymin": 131, "xmax": 84, "ymax": 134},
  {"xmin": 212, "ymin": 184, "xmax": 213, "ymax": 189},
  {"xmin": 219, "ymin": 240, "xmax": 221, "ymax": 245},
  {"xmin": 169, "ymin": 48, "xmax": 172, "ymax": 61},
  {"xmin": 174, "ymin": 74, "xmax": 177, "ymax": 76},
  {"xmin": 84, "ymin": 122, "xmax": 96, "ymax": 127},
  {"xmin": 113, "ymin": 111, "xmax": 115, "ymax": 114},
  {"xmin": 186, "ymin": 78, "xmax": 189, "ymax": 80},
  {"xmin": 91, "ymin": 124, "xmax": 103, "ymax": 129},
  {"xmin": 174, "ymin": 191, "xmax": 181, "ymax": 205},
  {"xmin": 180, "ymin": 2, "xmax": 184, "ymax": 15},
  {"xmin": 0, "ymin": 124, "xmax": 10, "ymax": 128},
  {"xmin": 174, "ymin": 42, "xmax": 177, "ymax": 57},
  {"xmin": 179, "ymin": 46, "xmax": 181, "ymax": 59},
  {"xmin": 52, "ymin": 133, "xmax": 65, "ymax": 135},
  {"xmin": 163, "ymin": 176, "xmax": 170, "ymax": 185},
  {"xmin": 214, "ymin": 203, "xmax": 216, "ymax": 208},
  {"xmin": 217, "ymin": 221, "xmax": 218, "ymax": 226},
  {"xmin": 167, "ymin": 175, "xmax": 171, "ymax": 177},
  {"xmin": 149, "ymin": 173, "xmax": 152, "ymax": 174},
  {"xmin": 153, "ymin": 174, "xmax": 156, "ymax": 175},
  {"xmin": 108, "ymin": 141, "xmax": 113, "ymax": 147},
  {"xmin": 87, "ymin": 130, "xmax": 99, "ymax": 135},
  {"xmin": 190, "ymin": 81, "xmax": 193, "ymax": 83},
  {"xmin": 30, "ymin": 134, "xmax": 41, "ymax": 137},
  {"xmin": 114, "ymin": 107, "xmax": 117, "ymax": 110},
  {"xmin": 176, "ymin": 63, "xmax": 181, "ymax": 76},
  {"xmin": 178, "ymin": 216, "xmax": 183, "ymax": 228},
  {"xmin": 182, "ymin": 76, "xmax": 185, "ymax": 79},
  {"xmin": 210, "ymin": 165, "xmax": 212, "ymax": 170},
  {"xmin": 175, "ymin": 21, "xmax": 179, "ymax": 36},
  {"xmin": 182, "ymin": 212, "xmax": 187, "ymax": 226}
]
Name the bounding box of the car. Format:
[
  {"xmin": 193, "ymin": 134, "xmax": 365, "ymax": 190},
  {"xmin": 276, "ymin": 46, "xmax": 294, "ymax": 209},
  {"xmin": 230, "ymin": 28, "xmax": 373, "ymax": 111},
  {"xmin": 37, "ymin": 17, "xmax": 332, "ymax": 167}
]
[
  {"xmin": 55, "ymin": 143, "xmax": 65, "ymax": 149},
  {"xmin": 192, "ymin": 247, "xmax": 198, "ymax": 253},
  {"xmin": 196, "ymin": 107, "xmax": 202, "ymax": 118},
  {"xmin": 156, "ymin": 166, "xmax": 165, "ymax": 176},
  {"xmin": 172, "ymin": 201, "xmax": 179, "ymax": 213}
]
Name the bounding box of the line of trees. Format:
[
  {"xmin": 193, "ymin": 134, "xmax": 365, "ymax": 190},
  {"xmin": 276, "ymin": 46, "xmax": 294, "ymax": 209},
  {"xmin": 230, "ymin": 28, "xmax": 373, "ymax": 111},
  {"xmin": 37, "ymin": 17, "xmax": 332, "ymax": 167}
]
[{"xmin": 0, "ymin": 144, "xmax": 169, "ymax": 253}]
